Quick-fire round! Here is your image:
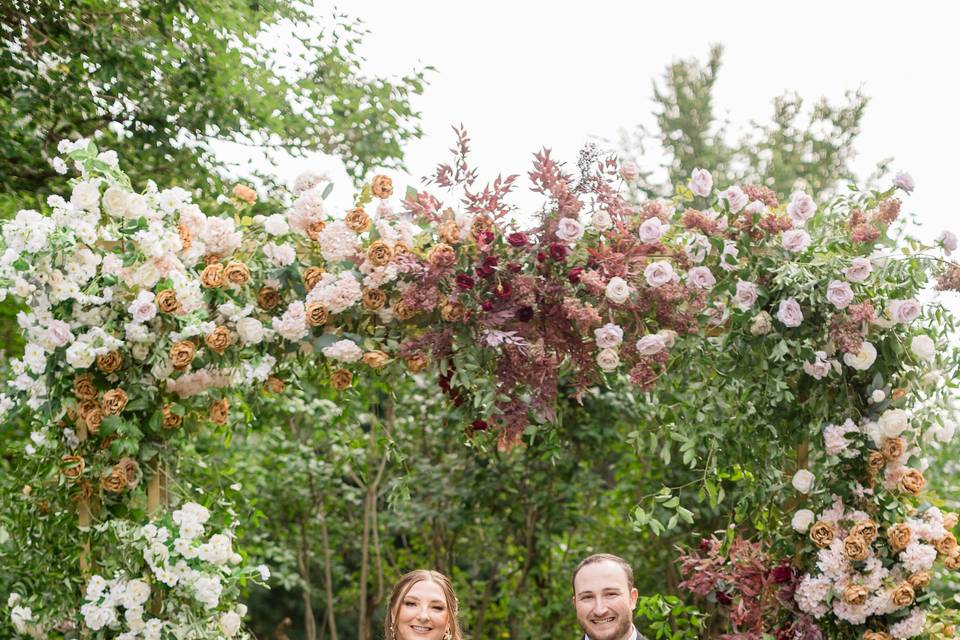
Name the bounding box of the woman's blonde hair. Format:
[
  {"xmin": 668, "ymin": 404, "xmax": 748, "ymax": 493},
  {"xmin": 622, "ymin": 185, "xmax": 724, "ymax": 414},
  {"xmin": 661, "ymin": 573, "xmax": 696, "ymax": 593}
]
[{"xmin": 384, "ymin": 569, "xmax": 462, "ymax": 640}]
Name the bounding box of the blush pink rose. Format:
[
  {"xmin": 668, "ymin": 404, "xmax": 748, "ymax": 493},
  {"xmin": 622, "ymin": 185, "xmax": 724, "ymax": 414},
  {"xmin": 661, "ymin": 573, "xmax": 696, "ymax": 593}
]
[
  {"xmin": 688, "ymin": 168, "xmax": 713, "ymax": 197},
  {"xmin": 619, "ymin": 160, "xmax": 640, "ymax": 182},
  {"xmin": 844, "ymin": 258, "xmax": 872, "ymax": 282},
  {"xmin": 635, "ymin": 334, "xmax": 666, "ymax": 356},
  {"xmin": 556, "ymin": 217, "xmax": 584, "ymax": 243},
  {"xmin": 889, "ymin": 299, "xmax": 921, "ymax": 324},
  {"xmin": 733, "ymin": 280, "xmax": 759, "ymax": 311},
  {"xmin": 644, "ymin": 261, "xmax": 675, "ymax": 288},
  {"xmin": 939, "ymin": 230, "xmax": 957, "ymax": 255},
  {"xmin": 782, "ymin": 229, "xmax": 811, "ymax": 253},
  {"xmin": 47, "ymin": 320, "xmax": 74, "ymax": 347},
  {"xmin": 826, "ymin": 280, "xmax": 854, "ymax": 310},
  {"xmin": 803, "ymin": 351, "xmax": 831, "ymax": 380},
  {"xmin": 777, "ymin": 297, "xmax": 803, "ymax": 328},
  {"xmin": 594, "ymin": 323, "xmax": 624, "ymax": 349},
  {"xmin": 787, "ymin": 191, "xmax": 817, "ymax": 225},
  {"xmin": 128, "ymin": 291, "xmax": 157, "ymax": 323},
  {"xmin": 687, "ymin": 266, "xmax": 716, "ymax": 290}
]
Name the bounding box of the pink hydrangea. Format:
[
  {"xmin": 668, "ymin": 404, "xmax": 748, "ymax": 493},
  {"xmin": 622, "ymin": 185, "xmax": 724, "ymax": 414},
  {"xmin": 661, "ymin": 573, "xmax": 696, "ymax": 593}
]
[
  {"xmin": 199, "ymin": 217, "xmax": 242, "ymax": 256},
  {"xmin": 272, "ymin": 301, "xmax": 308, "ymax": 341},
  {"xmin": 795, "ymin": 574, "xmax": 831, "ymax": 618},
  {"xmin": 317, "ymin": 220, "xmax": 358, "ymax": 263},
  {"xmin": 900, "ymin": 542, "xmax": 937, "ymax": 573}
]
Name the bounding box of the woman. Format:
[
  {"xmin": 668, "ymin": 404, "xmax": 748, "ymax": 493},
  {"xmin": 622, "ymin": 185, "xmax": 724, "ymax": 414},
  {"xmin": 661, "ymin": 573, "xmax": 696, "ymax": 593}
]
[{"xmin": 384, "ymin": 569, "xmax": 463, "ymax": 640}]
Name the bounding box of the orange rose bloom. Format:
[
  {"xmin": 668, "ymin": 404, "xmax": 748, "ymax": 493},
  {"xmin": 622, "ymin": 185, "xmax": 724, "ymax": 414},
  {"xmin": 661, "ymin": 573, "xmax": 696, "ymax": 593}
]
[
  {"xmin": 156, "ymin": 289, "xmax": 180, "ymax": 314},
  {"xmin": 345, "ymin": 207, "xmax": 371, "ymax": 233},
  {"xmin": 101, "ymin": 466, "xmax": 127, "ymax": 493},
  {"xmin": 170, "ymin": 340, "xmax": 197, "ymax": 369},
  {"xmin": 209, "ymin": 398, "xmax": 229, "ymax": 425},
  {"xmin": 809, "ymin": 521, "xmax": 835, "ymax": 548},
  {"xmin": 363, "ymin": 350, "xmax": 389, "ymax": 369},
  {"xmin": 162, "ymin": 404, "xmax": 182, "ymax": 430},
  {"xmin": 224, "ymin": 261, "xmax": 250, "ymax": 285},
  {"xmin": 307, "ymin": 220, "xmax": 326, "ymax": 241},
  {"xmin": 405, "ymin": 353, "xmax": 429, "ymax": 374},
  {"xmin": 233, "ymin": 184, "xmax": 257, "ymax": 204},
  {"xmin": 178, "ymin": 222, "xmax": 193, "ymax": 252},
  {"xmin": 306, "ymin": 302, "xmax": 328, "ymax": 327},
  {"xmin": 265, "ymin": 376, "xmax": 285, "ymax": 394},
  {"xmin": 61, "ymin": 455, "xmax": 85, "ymax": 480},
  {"xmin": 303, "ymin": 267, "xmax": 325, "ymax": 291},
  {"xmin": 362, "ymin": 288, "xmax": 386, "ymax": 311},
  {"xmin": 393, "ymin": 300, "xmax": 416, "ymax": 321},
  {"xmin": 74, "ymin": 375, "xmax": 98, "ymax": 401},
  {"xmin": 96, "ymin": 350, "xmax": 123, "ymax": 374},
  {"xmin": 200, "ymin": 263, "xmax": 225, "ymax": 288},
  {"xmin": 427, "ymin": 243, "xmax": 456, "ymax": 267},
  {"xmin": 204, "ymin": 326, "xmax": 231, "ymax": 355},
  {"xmin": 257, "ymin": 286, "xmax": 281, "ymax": 311},
  {"xmin": 898, "ymin": 468, "xmax": 926, "ymax": 495},
  {"xmin": 101, "ymin": 389, "xmax": 129, "ymax": 416},
  {"xmin": 887, "ymin": 523, "xmax": 912, "ymax": 552},
  {"xmin": 367, "ymin": 241, "xmax": 394, "ymax": 267},
  {"xmin": 882, "ymin": 437, "xmax": 906, "ymax": 462},
  {"xmin": 371, "ymin": 175, "xmax": 393, "ymax": 199},
  {"xmin": 330, "ymin": 368, "xmax": 353, "ymax": 390},
  {"xmin": 439, "ymin": 219, "xmax": 462, "ymax": 244}
]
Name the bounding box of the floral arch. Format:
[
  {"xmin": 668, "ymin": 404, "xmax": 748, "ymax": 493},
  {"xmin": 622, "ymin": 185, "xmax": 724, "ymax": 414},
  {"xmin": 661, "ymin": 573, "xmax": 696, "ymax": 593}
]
[{"xmin": 2, "ymin": 131, "xmax": 959, "ymax": 639}]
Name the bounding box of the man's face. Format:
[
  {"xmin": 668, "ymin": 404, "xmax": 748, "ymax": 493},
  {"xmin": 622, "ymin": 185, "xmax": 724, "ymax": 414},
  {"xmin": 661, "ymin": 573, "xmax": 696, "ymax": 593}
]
[{"xmin": 572, "ymin": 560, "xmax": 638, "ymax": 640}]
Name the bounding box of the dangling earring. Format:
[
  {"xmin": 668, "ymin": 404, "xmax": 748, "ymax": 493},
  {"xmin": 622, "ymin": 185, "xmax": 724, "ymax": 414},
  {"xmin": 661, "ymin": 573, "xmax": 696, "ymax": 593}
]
[
  {"xmin": 391, "ymin": 623, "xmax": 399, "ymax": 640},
  {"xmin": 443, "ymin": 629, "xmax": 452, "ymax": 640}
]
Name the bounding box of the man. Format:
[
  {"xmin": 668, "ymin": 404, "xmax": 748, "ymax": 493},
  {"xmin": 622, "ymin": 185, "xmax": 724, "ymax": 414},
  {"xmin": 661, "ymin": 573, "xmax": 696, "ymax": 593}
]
[{"xmin": 572, "ymin": 553, "xmax": 645, "ymax": 640}]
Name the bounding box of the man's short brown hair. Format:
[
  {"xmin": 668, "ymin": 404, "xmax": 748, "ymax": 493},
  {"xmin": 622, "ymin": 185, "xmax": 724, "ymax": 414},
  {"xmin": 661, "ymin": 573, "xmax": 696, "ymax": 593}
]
[{"xmin": 571, "ymin": 553, "xmax": 635, "ymax": 593}]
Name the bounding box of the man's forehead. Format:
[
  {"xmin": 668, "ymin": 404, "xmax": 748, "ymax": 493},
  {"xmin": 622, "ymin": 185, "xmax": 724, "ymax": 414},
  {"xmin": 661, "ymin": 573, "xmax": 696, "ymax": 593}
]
[{"xmin": 574, "ymin": 560, "xmax": 631, "ymax": 593}]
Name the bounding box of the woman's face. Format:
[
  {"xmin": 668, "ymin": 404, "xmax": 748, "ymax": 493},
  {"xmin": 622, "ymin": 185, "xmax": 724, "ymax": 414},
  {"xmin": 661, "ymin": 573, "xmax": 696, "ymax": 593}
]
[{"xmin": 395, "ymin": 579, "xmax": 451, "ymax": 640}]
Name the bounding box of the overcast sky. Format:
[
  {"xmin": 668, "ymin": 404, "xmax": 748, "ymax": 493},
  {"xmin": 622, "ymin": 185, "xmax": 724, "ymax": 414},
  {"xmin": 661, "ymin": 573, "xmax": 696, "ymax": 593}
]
[{"xmin": 227, "ymin": 1, "xmax": 958, "ymax": 243}]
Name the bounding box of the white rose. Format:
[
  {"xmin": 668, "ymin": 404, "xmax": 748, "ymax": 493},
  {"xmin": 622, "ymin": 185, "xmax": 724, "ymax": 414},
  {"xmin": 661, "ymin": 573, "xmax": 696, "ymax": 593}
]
[
  {"xmin": 71, "ymin": 180, "xmax": 101, "ymax": 211},
  {"xmin": 102, "ymin": 187, "xmax": 129, "ymax": 217},
  {"xmin": 871, "ymin": 389, "xmax": 886, "ymax": 403},
  {"xmin": 910, "ymin": 335, "xmax": 935, "ymax": 362},
  {"xmin": 791, "ymin": 469, "xmax": 815, "ymax": 494},
  {"xmin": 658, "ymin": 329, "xmax": 678, "ymax": 348},
  {"xmin": 605, "ymin": 277, "xmax": 632, "ymax": 304},
  {"xmin": 236, "ymin": 317, "xmax": 264, "ymax": 345},
  {"xmin": 263, "ymin": 214, "xmax": 290, "ymax": 236},
  {"xmin": 596, "ymin": 348, "xmax": 620, "ymax": 372},
  {"xmin": 935, "ymin": 421, "xmax": 956, "ymax": 444},
  {"xmin": 65, "ymin": 341, "xmax": 95, "ymax": 369},
  {"xmin": 843, "ymin": 342, "xmax": 877, "ymax": 371},
  {"xmin": 220, "ymin": 611, "xmax": 242, "ymax": 637},
  {"xmin": 791, "ymin": 509, "xmax": 815, "ymax": 533},
  {"xmin": 591, "ymin": 210, "xmax": 613, "ymax": 231},
  {"xmin": 878, "ymin": 408, "xmax": 909, "ymax": 439}
]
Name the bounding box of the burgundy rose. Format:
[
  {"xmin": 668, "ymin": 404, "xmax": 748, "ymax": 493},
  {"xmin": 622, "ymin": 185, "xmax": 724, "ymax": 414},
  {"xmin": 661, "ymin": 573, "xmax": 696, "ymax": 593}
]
[
  {"xmin": 516, "ymin": 306, "xmax": 534, "ymax": 322},
  {"xmin": 481, "ymin": 300, "xmax": 494, "ymax": 311},
  {"xmin": 549, "ymin": 242, "xmax": 568, "ymax": 261},
  {"xmin": 537, "ymin": 252, "xmax": 547, "ymax": 262},
  {"xmin": 476, "ymin": 255, "xmax": 498, "ymax": 278},
  {"xmin": 455, "ymin": 273, "xmax": 476, "ymax": 290},
  {"xmin": 507, "ymin": 261, "xmax": 522, "ymax": 273},
  {"xmin": 715, "ymin": 590, "xmax": 733, "ymax": 605},
  {"xmin": 568, "ymin": 267, "xmax": 584, "ymax": 283},
  {"xmin": 477, "ymin": 230, "xmax": 496, "ymax": 247},
  {"xmin": 468, "ymin": 419, "xmax": 489, "ymax": 435},
  {"xmin": 494, "ymin": 282, "xmax": 512, "ymax": 299},
  {"xmin": 771, "ymin": 564, "xmax": 794, "ymax": 584},
  {"xmin": 507, "ymin": 232, "xmax": 529, "ymax": 247}
]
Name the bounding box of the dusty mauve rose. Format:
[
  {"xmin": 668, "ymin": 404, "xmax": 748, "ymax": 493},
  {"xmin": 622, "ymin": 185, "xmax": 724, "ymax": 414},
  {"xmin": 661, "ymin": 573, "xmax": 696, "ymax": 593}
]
[
  {"xmin": 890, "ymin": 582, "xmax": 915, "ymax": 608},
  {"xmin": 330, "ymin": 368, "xmax": 353, "ymax": 390},
  {"xmin": 889, "ymin": 299, "xmax": 921, "ymax": 324},
  {"xmin": 556, "ymin": 217, "xmax": 584, "ymax": 243},
  {"xmin": 782, "ymin": 229, "xmax": 811, "ymax": 253},
  {"xmin": 440, "ymin": 301, "xmax": 465, "ymax": 322},
  {"xmin": 162, "ymin": 404, "xmax": 182, "ymax": 430},
  {"xmin": 257, "ymin": 286, "xmax": 281, "ymax": 311},
  {"xmin": 619, "ymin": 160, "xmax": 639, "ymax": 182},
  {"xmin": 405, "ymin": 353, "xmax": 429, "ymax": 373},
  {"xmin": 200, "ymin": 263, "xmax": 225, "ymax": 288},
  {"xmin": 809, "ymin": 521, "xmax": 835, "ymax": 548},
  {"xmin": 733, "ymin": 280, "xmax": 758, "ymax": 311},
  {"xmin": 305, "ymin": 302, "xmax": 329, "ymax": 327},
  {"xmin": 605, "ymin": 277, "xmax": 632, "ymax": 304},
  {"xmin": 439, "ymin": 219, "xmax": 461, "ymax": 244},
  {"xmin": 80, "ymin": 400, "xmax": 103, "ymax": 433},
  {"xmin": 826, "ymin": 280, "xmax": 854, "ymax": 309},
  {"xmin": 205, "ymin": 326, "xmax": 231, "ymax": 355},
  {"xmin": 156, "ymin": 289, "xmax": 180, "ymax": 314},
  {"xmin": 644, "ymin": 261, "xmax": 675, "ymax": 288},
  {"xmin": 61, "ymin": 455, "xmax": 85, "ymax": 480},
  {"xmin": 96, "ymin": 351, "xmax": 122, "ymax": 374},
  {"xmin": 882, "ymin": 437, "xmax": 906, "ymax": 462},
  {"xmin": 888, "ymin": 523, "xmax": 912, "ymax": 551},
  {"xmin": 363, "ymin": 351, "xmax": 389, "ymax": 369},
  {"xmin": 118, "ymin": 457, "xmax": 141, "ymax": 489},
  {"xmin": 908, "ymin": 571, "xmax": 931, "ymax": 591},
  {"xmin": 345, "ymin": 207, "xmax": 371, "ymax": 233},
  {"xmin": 209, "ymin": 398, "xmax": 229, "ymax": 425},
  {"xmin": 844, "ymin": 257, "xmax": 872, "ymax": 282},
  {"xmin": 303, "ymin": 266, "xmax": 325, "ymax": 291},
  {"xmin": 362, "ymin": 288, "xmax": 386, "ymax": 311},
  {"xmin": 851, "ymin": 520, "xmax": 879, "ymax": 544},
  {"xmin": 843, "ymin": 534, "xmax": 869, "ymax": 561},
  {"xmin": 935, "ymin": 533, "xmax": 958, "ymax": 556},
  {"xmin": 170, "ymin": 340, "xmax": 197, "ymax": 369},
  {"xmin": 898, "ymin": 468, "xmax": 926, "ymax": 495},
  {"xmin": 101, "ymin": 389, "xmax": 128, "ymax": 416},
  {"xmin": 233, "ymin": 184, "xmax": 257, "ymax": 204},
  {"xmin": 777, "ymin": 298, "xmax": 803, "ymax": 327},
  {"xmin": 787, "ymin": 191, "xmax": 817, "ymax": 225},
  {"xmin": 427, "ymin": 243, "xmax": 456, "ymax": 267},
  {"xmin": 101, "ymin": 466, "xmax": 127, "ymax": 493},
  {"xmin": 371, "ymin": 175, "xmax": 393, "ymax": 199},
  {"xmin": 688, "ymin": 167, "xmax": 713, "ymax": 197},
  {"xmin": 73, "ymin": 375, "xmax": 97, "ymax": 401},
  {"xmin": 842, "ymin": 584, "xmax": 868, "ymax": 605},
  {"xmin": 224, "ymin": 261, "xmax": 250, "ymax": 285}
]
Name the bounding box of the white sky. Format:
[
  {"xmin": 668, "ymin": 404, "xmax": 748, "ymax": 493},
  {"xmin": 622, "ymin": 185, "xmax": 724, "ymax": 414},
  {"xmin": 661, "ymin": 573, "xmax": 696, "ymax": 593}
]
[{"xmin": 226, "ymin": 1, "xmax": 959, "ymax": 239}]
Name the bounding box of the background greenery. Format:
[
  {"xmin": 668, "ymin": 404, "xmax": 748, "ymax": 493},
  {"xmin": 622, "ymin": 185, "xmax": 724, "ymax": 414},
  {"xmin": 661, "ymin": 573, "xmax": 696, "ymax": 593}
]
[{"xmin": 1, "ymin": 8, "xmax": 956, "ymax": 640}]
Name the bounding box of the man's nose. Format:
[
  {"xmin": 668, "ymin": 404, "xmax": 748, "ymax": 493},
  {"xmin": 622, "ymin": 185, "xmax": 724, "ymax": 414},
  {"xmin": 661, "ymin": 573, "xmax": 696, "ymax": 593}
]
[{"xmin": 592, "ymin": 599, "xmax": 610, "ymax": 615}]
